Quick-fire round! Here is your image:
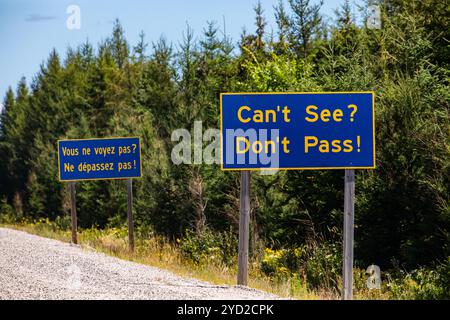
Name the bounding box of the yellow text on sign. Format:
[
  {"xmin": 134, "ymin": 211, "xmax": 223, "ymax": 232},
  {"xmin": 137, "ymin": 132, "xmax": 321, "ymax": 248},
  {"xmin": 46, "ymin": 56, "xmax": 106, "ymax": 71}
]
[
  {"xmin": 305, "ymin": 104, "xmax": 358, "ymax": 123},
  {"xmin": 304, "ymin": 136, "xmax": 361, "ymax": 153},
  {"xmin": 237, "ymin": 105, "xmax": 291, "ymax": 123},
  {"xmin": 236, "ymin": 136, "xmax": 291, "ymax": 154}
]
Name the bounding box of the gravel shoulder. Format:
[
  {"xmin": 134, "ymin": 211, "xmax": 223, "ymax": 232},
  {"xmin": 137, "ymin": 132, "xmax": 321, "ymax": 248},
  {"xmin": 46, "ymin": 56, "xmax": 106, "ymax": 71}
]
[{"xmin": 0, "ymin": 227, "xmax": 279, "ymax": 300}]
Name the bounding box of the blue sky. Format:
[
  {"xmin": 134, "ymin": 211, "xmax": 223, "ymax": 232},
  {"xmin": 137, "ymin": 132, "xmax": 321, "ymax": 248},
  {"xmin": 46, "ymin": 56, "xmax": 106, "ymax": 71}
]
[{"xmin": 0, "ymin": 0, "xmax": 359, "ymax": 103}]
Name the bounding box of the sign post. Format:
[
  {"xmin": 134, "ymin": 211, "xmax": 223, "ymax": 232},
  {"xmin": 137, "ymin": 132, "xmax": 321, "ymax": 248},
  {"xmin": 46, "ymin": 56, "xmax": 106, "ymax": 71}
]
[
  {"xmin": 343, "ymin": 169, "xmax": 355, "ymax": 300},
  {"xmin": 237, "ymin": 170, "xmax": 250, "ymax": 286},
  {"xmin": 220, "ymin": 92, "xmax": 375, "ymax": 293},
  {"xmin": 127, "ymin": 178, "xmax": 134, "ymax": 253},
  {"xmin": 58, "ymin": 137, "xmax": 142, "ymax": 251},
  {"xmin": 69, "ymin": 182, "xmax": 78, "ymax": 244}
]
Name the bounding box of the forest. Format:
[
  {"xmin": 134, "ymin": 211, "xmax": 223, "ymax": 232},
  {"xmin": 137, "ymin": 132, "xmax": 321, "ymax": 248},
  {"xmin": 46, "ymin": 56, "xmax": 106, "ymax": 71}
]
[{"xmin": 0, "ymin": 0, "xmax": 449, "ymax": 298}]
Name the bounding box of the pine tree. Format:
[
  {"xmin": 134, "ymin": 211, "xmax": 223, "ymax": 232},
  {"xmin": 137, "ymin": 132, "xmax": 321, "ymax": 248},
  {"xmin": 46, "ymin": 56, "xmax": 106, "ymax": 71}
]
[
  {"xmin": 0, "ymin": 88, "xmax": 15, "ymax": 138},
  {"xmin": 336, "ymin": 0, "xmax": 352, "ymax": 28},
  {"xmin": 133, "ymin": 30, "xmax": 148, "ymax": 62},
  {"xmin": 288, "ymin": 0, "xmax": 323, "ymax": 58},
  {"xmin": 138, "ymin": 36, "xmax": 177, "ymax": 138},
  {"xmin": 110, "ymin": 19, "xmax": 130, "ymax": 69},
  {"xmin": 0, "ymin": 88, "xmax": 15, "ymax": 198},
  {"xmin": 254, "ymin": 1, "xmax": 267, "ymax": 53},
  {"xmin": 274, "ymin": 0, "xmax": 291, "ymax": 54}
]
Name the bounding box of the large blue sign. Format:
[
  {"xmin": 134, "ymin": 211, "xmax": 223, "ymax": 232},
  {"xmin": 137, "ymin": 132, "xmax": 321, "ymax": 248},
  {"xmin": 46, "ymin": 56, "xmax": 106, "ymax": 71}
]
[
  {"xmin": 58, "ymin": 137, "xmax": 142, "ymax": 181},
  {"xmin": 221, "ymin": 92, "xmax": 375, "ymax": 170}
]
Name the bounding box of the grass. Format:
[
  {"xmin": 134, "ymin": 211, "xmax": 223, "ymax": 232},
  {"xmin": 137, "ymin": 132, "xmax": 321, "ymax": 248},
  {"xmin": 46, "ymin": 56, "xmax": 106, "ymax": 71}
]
[
  {"xmin": 1, "ymin": 220, "xmax": 331, "ymax": 300},
  {"xmin": 3, "ymin": 219, "xmax": 441, "ymax": 300}
]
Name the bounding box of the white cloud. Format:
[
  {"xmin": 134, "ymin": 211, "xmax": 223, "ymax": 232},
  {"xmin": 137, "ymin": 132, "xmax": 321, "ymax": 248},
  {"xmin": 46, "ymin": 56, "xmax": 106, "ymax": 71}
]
[{"xmin": 25, "ymin": 14, "xmax": 58, "ymax": 22}]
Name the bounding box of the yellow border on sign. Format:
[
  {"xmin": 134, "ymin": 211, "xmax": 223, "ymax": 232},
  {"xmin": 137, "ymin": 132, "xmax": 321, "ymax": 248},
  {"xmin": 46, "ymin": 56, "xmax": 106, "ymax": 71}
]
[
  {"xmin": 219, "ymin": 91, "xmax": 376, "ymax": 171},
  {"xmin": 57, "ymin": 136, "xmax": 143, "ymax": 182}
]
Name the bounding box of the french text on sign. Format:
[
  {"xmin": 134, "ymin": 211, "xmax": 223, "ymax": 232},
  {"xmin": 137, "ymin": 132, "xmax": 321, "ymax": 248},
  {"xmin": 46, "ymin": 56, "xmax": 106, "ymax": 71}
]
[
  {"xmin": 220, "ymin": 92, "xmax": 375, "ymax": 170},
  {"xmin": 58, "ymin": 137, "xmax": 142, "ymax": 181}
]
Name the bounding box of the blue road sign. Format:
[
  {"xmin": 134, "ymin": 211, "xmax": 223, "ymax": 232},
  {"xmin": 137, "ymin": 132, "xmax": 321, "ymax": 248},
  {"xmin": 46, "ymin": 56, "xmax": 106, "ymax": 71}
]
[
  {"xmin": 220, "ymin": 92, "xmax": 375, "ymax": 170},
  {"xmin": 58, "ymin": 137, "xmax": 142, "ymax": 181}
]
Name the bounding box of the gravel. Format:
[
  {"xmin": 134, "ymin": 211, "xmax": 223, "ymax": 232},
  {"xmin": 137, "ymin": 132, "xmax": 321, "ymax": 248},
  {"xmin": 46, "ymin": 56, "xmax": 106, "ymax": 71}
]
[{"xmin": 0, "ymin": 227, "xmax": 279, "ymax": 300}]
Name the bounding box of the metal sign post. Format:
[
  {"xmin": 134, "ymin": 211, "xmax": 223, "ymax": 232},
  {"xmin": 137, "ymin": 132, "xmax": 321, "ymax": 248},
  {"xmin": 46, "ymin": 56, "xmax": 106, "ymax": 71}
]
[
  {"xmin": 343, "ymin": 169, "xmax": 355, "ymax": 300},
  {"xmin": 127, "ymin": 178, "xmax": 134, "ymax": 253},
  {"xmin": 237, "ymin": 170, "xmax": 250, "ymax": 286},
  {"xmin": 69, "ymin": 181, "xmax": 78, "ymax": 244}
]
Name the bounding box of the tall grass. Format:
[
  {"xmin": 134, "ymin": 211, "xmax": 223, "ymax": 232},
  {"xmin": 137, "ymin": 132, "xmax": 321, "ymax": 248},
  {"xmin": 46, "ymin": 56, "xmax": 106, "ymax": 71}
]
[{"xmin": 3, "ymin": 219, "xmax": 448, "ymax": 299}]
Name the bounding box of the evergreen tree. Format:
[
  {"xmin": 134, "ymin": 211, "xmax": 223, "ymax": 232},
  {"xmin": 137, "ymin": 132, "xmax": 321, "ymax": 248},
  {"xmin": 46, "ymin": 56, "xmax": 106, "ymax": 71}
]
[
  {"xmin": 110, "ymin": 19, "xmax": 130, "ymax": 69},
  {"xmin": 254, "ymin": 1, "xmax": 267, "ymax": 53},
  {"xmin": 274, "ymin": 0, "xmax": 292, "ymax": 54},
  {"xmin": 288, "ymin": 0, "xmax": 323, "ymax": 58},
  {"xmin": 0, "ymin": 88, "xmax": 16, "ymax": 198},
  {"xmin": 133, "ymin": 30, "xmax": 148, "ymax": 62}
]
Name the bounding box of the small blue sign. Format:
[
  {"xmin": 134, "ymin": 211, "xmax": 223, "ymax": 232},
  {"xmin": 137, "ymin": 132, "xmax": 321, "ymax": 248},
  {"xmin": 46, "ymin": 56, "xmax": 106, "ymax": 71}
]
[
  {"xmin": 221, "ymin": 92, "xmax": 375, "ymax": 170},
  {"xmin": 58, "ymin": 137, "xmax": 142, "ymax": 181}
]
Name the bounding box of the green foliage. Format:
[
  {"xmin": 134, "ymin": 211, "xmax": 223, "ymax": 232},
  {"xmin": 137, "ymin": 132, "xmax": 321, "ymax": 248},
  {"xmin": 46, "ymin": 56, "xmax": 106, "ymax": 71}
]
[
  {"xmin": 0, "ymin": 198, "xmax": 15, "ymax": 223},
  {"xmin": 260, "ymin": 248, "xmax": 295, "ymax": 278},
  {"xmin": 260, "ymin": 241, "xmax": 342, "ymax": 291},
  {"xmin": 302, "ymin": 241, "xmax": 342, "ymax": 291},
  {"xmin": 178, "ymin": 228, "xmax": 237, "ymax": 266},
  {"xmin": 386, "ymin": 258, "xmax": 450, "ymax": 299},
  {"xmin": 0, "ymin": 1, "xmax": 449, "ymax": 298}
]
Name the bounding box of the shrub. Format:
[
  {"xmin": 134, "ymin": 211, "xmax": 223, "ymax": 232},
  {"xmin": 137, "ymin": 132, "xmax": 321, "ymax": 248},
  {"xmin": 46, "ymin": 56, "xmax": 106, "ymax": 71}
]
[
  {"xmin": 54, "ymin": 215, "xmax": 71, "ymax": 231},
  {"xmin": 260, "ymin": 248, "xmax": 288, "ymax": 277},
  {"xmin": 178, "ymin": 228, "xmax": 237, "ymax": 266},
  {"xmin": 260, "ymin": 241, "xmax": 341, "ymax": 292},
  {"xmin": 0, "ymin": 198, "xmax": 15, "ymax": 223},
  {"xmin": 436, "ymin": 257, "xmax": 450, "ymax": 298},
  {"xmin": 386, "ymin": 258, "xmax": 450, "ymax": 299},
  {"xmin": 303, "ymin": 241, "xmax": 342, "ymax": 291}
]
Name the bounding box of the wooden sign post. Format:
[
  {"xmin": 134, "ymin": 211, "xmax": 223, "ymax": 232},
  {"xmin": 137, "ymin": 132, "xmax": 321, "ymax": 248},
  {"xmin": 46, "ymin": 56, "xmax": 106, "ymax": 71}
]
[
  {"xmin": 237, "ymin": 170, "xmax": 250, "ymax": 286},
  {"xmin": 343, "ymin": 169, "xmax": 355, "ymax": 300},
  {"xmin": 69, "ymin": 181, "xmax": 78, "ymax": 244},
  {"xmin": 127, "ymin": 178, "xmax": 134, "ymax": 253}
]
